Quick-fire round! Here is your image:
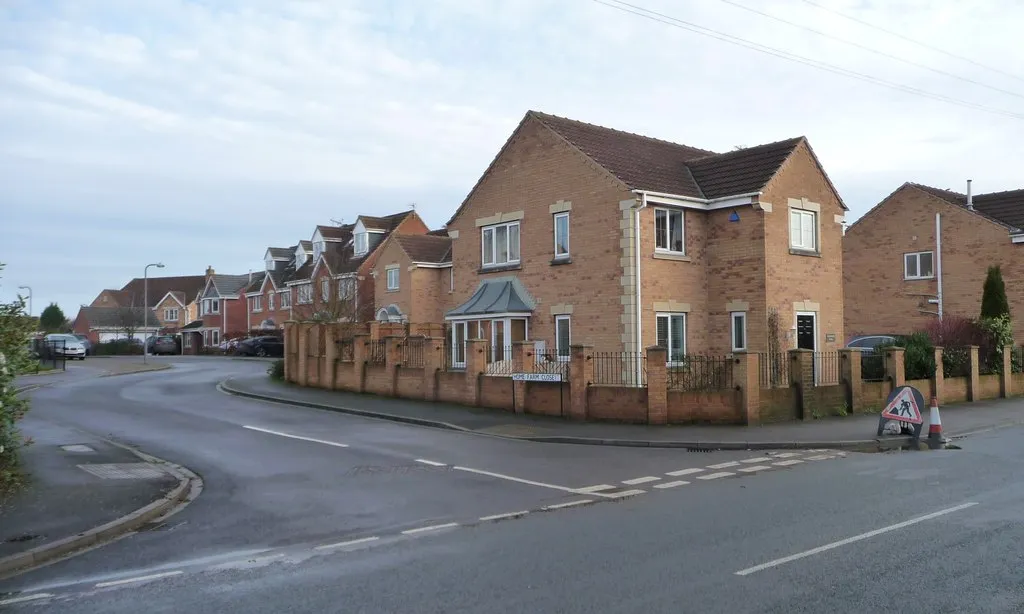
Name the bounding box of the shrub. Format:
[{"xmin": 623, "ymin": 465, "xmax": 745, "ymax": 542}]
[
  {"xmin": 268, "ymin": 359, "xmax": 285, "ymax": 380},
  {"xmin": 94, "ymin": 340, "xmax": 143, "ymax": 355},
  {"xmin": 0, "ymin": 263, "xmax": 35, "ymax": 498},
  {"xmin": 978, "ymin": 314, "xmax": 1014, "ymax": 374},
  {"xmin": 895, "ymin": 332, "xmax": 936, "ymax": 380},
  {"xmin": 981, "ymin": 265, "xmax": 1010, "ymax": 319}
]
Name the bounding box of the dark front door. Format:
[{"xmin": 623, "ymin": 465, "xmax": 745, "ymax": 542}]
[{"xmin": 796, "ymin": 314, "xmax": 815, "ymax": 351}]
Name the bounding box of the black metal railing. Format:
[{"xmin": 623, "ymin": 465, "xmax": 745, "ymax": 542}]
[
  {"xmin": 401, "ymin": 337, "xmax": 425, "ymax": 368},
  {"xmin": 336, "ymin": 338, "xmax": 355, "ymax": 362},
  {"xmin": 483, "ymin": 344, "xmax": 514, "ymax": 376},
  {"xmin": 533, "ymin": 349, "xmax": 569, "ymax": 379},
  {"xmin": 1012, "ymin": 347, "xmax": 1024, "ymax": 374},
  {"xmin": 365, "ymin": 339, "xmax": 386, "ymax": 365},
  {"xmin": 590, "ymin": 352, "xmax": 646, "ymax": 387},
  {"xmin": 813, "ymin": 351, "xmax": 841, "ymax": 386},
  {"xmin": 942, "ymin": 345, "xmax": 971, "ymax": 378},
  {"xmin": 667, "ymin": 355, "xmax": 733, "ymax": 392},
  {"xmin": 758, "ymin": 352, "xmax": 789, "ymax": 388},
  {"xmin": 861, "ymin": 351, "xmax": 886, "ymax": 382}
]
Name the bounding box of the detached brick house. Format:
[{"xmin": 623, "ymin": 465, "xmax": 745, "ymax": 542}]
[
  {"xmin": 369, "ymin": 230, "xmax": 453, "ymax": 323},
  {"xmin": 185, "ymin": 267, "xmax": 251, "ymax": 349},
  {"xmin": 444, "ymin": 110, "xmax": 847, "ymax": 374},
  {"xmin": 153, "ymin": 291, "xmax": 190, "ymax": 331},
  {"xmin": 844, "ymin": 182, "xmax": 1024, "ymax": 340},
  {"xmin": 88, "ymin": 274, "xmax": 205, "ymax": 339}
]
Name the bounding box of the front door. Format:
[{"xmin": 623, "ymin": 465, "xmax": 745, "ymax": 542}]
[{"xmin": 796, "ymin": 312, "xmax": 817, "ymax": 385}]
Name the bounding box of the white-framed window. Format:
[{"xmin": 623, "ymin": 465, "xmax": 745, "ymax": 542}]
[
  {"xmin": 338, "ymin": 277, "xmax": 356, "ymax": 300},
  {"xmin": 789, "ymin": 209, "xmax": 818, "ymax": 251},
  {"xmin": 481, "ymin": 221, "xmax": 520, "ymax": 267},
  {"xmin": 212, "ymin": 330, "xmax": 220, "ymax": 345},
  {"xmin": 655, "ymin": 208, "xmax": 685, "ymax": 254},
  {"xmin": 163, "ymin": 308, "xmax": 179, "ymax": 322},
  {"xmin": 387, "ymin": 267, "xmax": 400, "ymax": 291},
  {"xmin": 313, "ymin": 241, "xmax": 324, "ymax": 262},
  {"xmin": 251, "ymin": 296, "xmax": 262, "ymax": 312},
  {"xmin": 555, "ymin": 315, "xmax": 571, "ymax": 361},
  {"xmin": 656, "ymin": 312, "xmax": 687, "ymax": 364},
  {"xmin": 554, "ymin": 212, "xmax": 570, "ymax": 259},
  {"xmin": 279, "ymin": 290, "xmax": 291, "ymax": 308},
  {"xmin": 449, "ymin": 267, "xmax": 454, "ymax": 292},
  {"xmin": 354, "ymin": 232, "xmax": 368, "ymax": 256},
  {"xmin": 904, "ymin": 251, "xmax": 934, "ymax": 280},
  {"xmin": 297, "ymin": 284, "xmax": 312, "ymax": 304},
  {"xmin": 321, "ymin": 278, "xmax": 330, "ymax": 301},
  {"xmin": 731, "ymin": 312, "xmax": 747, "ymax": 352},
  {"xmin": 452, "ymin": 321, "xmax": 467, "ymax": 368},
  {"xmin": 183, "ymin": 334, "xmax": 191, "ymax": 348},
  {"xmin": 211, "ymin": 299, "xmax": 219, "ymax": 313},
  {"xmin": 268, "ymin": 292, "xmax": 275, "ymax": 311}
]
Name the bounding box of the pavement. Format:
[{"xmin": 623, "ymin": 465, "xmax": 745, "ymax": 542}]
[{"xmin": 221, "ymin": 375, "xmax": 1024, "ymax": 450}]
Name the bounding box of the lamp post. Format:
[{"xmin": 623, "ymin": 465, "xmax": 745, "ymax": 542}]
[
  {"xmin": 17, "ymin": 286, "xmax": 32, "ymax": 318},
  {"xmin": 143, "ymin": 263, "xmax": 165, "ymax": 363}
]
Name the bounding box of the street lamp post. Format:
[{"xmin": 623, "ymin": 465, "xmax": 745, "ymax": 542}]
[
  {"xmin": 17, "ymin": 286, "xmax": 32, "ymax": 318},
  {"xmin": 143, "ymin": 263, "xmax": 165, "ymax": 363}
]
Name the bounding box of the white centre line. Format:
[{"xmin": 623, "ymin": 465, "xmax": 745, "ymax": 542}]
[
  {"xmin": 314, "ymin": 536, "xmax": 380, "ymax": 551},
  {"xmin": 696, "ymin": 471, "xmax": 735, "ymax": 480},
  {"xmin": 735, "ymin": 502, "xmax": 979, "ymax": 576},
  {"xmin": 415, "ymin": 459, "xmax": 447, "ymax": 466},
  {"xmin": 480, "ymin": 510, "xmax": 530, "ymax": 522},
  {"xmin": 666, "ymin": 468, "xmax": 705, "ymax": 477},
  {"xmin": 622, "ymin": 476, "xmax": 662, "ymax": 485},
  {"xmin": 653, "ymin": 480, "xmax": 690, "ymax": 489},
  {"xmin": 95, "ymin": 571, "xmax": 184, "ymax": 588},
  {"xmin": 0, "ymin": 593, "xmax": 54, "ymax": 606},
  {"xmin": 542, "ymin": 499, "xmax": 593, "ymax": 510},
  {"xmin": 243, "ymin": 426, "xmax": 348, "ymax": 448},
  {"xmin": 576, "ymin": 484, "xmax": 617, "ymax": 493},
  {"xmin": 452, "ymin": 466, "xmax": 586, "ymax": 495},
  {"xmin": 707, "ymin": 461, "xmax": 741, "ymax": 469},
  {"xmin": 773, "ymin": 459, "xmax": 804, "ymax": 467},
  {"xmin": 401, "ymin": 522, "xmax": 459, "ymax": 535},
  {"xmin": 737, "ymin": 465, "xmax": 772, "ymax": 473}
]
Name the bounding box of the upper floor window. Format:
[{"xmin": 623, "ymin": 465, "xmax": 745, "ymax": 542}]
[
  {"xmin": 210, "ymin": 299, "xmax": 219, "ymax": 314},
  {"xmin": 163, "ymin": 308, "xmax": 179, "ymax": 322},
  {"xmin": 656, "ymin": 312, "xmax": 686, "ymax": 364},
  {"xmin": 387, "ymin": 268, "xmax": 400, "ymax": 291},
  {"xmin": 554, "ymin": 212, "xmax": 570, "ymax": 259},
  {"xmin": 904, "ymin": 251, "xmax": 934, "ymax": 280},
  {"xmin": 321, "ymin": 278, "xmax": 330, "ymax": 301},
  {"xmin": 354, "ymin": 232, "xmax": 368, "ymax": 256},
  {"xmin": 655, "ymin": 208, "xmax": 685, "ymax": 254},
  {"xmin": 449, "ymin": 267, "xmax": 454, "ymax": 292},
  {"xmin": 279, "ymin": 290, "xmax": 292, "ymax": 308},
  {"xmin": 251, "ymin": 296, "xmax": 262, "ymax": 312},
  {"xmin": 268, "ymin": 292, "xmax": 275, "ymax": 311},
  {"xmin": 789, "ymin": 209, "xmax": 818, "ymax": 252},
  {"xmin": 482, "ymin": 221, "xmax": 520, "ymax": 268},
  {"xmin": 297, "ymin": 284, "xmax": 312, "ymax": 304}
]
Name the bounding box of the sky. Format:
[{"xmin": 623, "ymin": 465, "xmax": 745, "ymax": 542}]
[{"xmin": 2, "ymin": 0, "xmax": 1023, "ymax": 317}]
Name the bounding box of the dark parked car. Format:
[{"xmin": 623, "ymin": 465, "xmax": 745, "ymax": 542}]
[
  {"xmin": 236, "ymin": 336, "xmax": 283, "ymax": 357},
  {"xmin": 147, "ymin": 335, "xmax": 181, "ymax": 356},
  {"xmin": 845, "ymin": 335, "xmax": 899, "ymax": 354}
]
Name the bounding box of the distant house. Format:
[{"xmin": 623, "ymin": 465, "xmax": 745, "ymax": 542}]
[
  {"xmin": 153, "ymin": 291, "xmax": 189, "ymax": 331},
  {"xmin": 182, "ymin": 267, "xmax": 252, "ymax": 349},
  {"xmin": 244, "ymin": 246, "xmax": 297, "ymax": 333},
  {"xmin": 369, "ymin": 231, "xmax": 453, "ymax": 323},
  {"xmin": 72, "ymin": 306, "xmax": 161, "ymax": 344}
]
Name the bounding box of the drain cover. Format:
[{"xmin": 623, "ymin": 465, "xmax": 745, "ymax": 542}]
[
  {"xmin": 61, "ymin": 444, "xmax": 95, "ymax": 453},
  {"xmin": 77, "ymin": 463, "xmax": 168, "ymax": 480}
]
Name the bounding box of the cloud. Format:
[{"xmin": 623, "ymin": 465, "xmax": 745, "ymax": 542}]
[{"xmin": 1, "ymin": 0, "xmax": 1022, "ymax": 312}]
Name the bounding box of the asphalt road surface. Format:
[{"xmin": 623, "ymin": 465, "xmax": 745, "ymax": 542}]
[{"xmin": 3, "ymin": 357, "xmax": 1023, "ymax": 613}]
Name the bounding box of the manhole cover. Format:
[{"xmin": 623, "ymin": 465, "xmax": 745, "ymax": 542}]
[
  {"xmin": 77, "ymin": 463, "xmax": 168, "ymax": 480},
  {"xmin": 61, "ymin": 444, "xmax": 95, "ymax": 453}
]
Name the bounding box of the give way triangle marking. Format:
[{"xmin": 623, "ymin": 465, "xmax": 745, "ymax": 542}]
[{"xmin": 880, "ymin": 387, "xmax": 924, "ymax": 424}]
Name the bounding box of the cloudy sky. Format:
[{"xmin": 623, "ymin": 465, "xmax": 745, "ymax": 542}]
[{"xmin": 2, "ymin": 0, "xmax": 1022, "ymax": 316}]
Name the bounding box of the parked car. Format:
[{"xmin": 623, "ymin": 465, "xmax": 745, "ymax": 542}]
[
  {"xmin": 146, "ymin": 335, "xmax": 180, "ymax": 356},
  {"xmin": 845, "ymin": 335, "xmax": 899, "ymax": 354},
  {"xmin": 235, "ymin": 336, "xmax": 284, "ymax": 357},
  {"xmin": 43, "ymin": 333, "xmax": 87, "ymax": 360},
  {"xmin": 73, "ymin": 334, "xmax": 94, "ymax": 356}
]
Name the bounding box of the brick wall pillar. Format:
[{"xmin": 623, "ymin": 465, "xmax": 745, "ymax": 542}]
[
  {"xmin": 839, "ymin": 348, "xmax": 862, "ymax": 413},
  {"xmin": 369, "ymin": 321, "xmax": 381, "ymax": 340},
  {"xmin": 385, "ymin": 336, "xmax": 402, "ymax": 397},
  {"xmin": 884, "ymin": 347, "xmax": 905, "ymax": 392},
  {"xmin": 933, "ymin": 347, "xmax": 944, "ymax": 403},
  {"xmin": 789, "ymin": 349, "xmax": 812, "ymax": 421},
  {"xmin": 968, "ymin": 345, "xmax": 980, "ymax": 402},
  {"xmin": 646, "ymin": 346, "xmax": 668, "ymax": 425},
  {"xmin": 323, "ymin": 325, "xmax": 337, "ymax": 390},
  {"xmin": 568, "ymin": 344, "xmax": 592, "ymax": 421},
  {"xmin": 465, "ymin": 338, "xmax": 487, "ymax": 406},
  {"xmin": 352, "ymin": 333, "xmax": 368, "ymax": 394},
  {"xmin": 283, "ymin": 321, "xmax": 295, "ymax": 382},
  {"xmin": 297, "ymin": 323, "xmax": 309, "ymax": 386},
  {"xmin": 1001, "ymin": 345, "xmax": 1012, "ymax": 398},
  {"xmin": 733, "ymin": 352, "xmax": 760, "ymax": 426},
  {"xmin": 422, "ymin": 337, "xmax": 443, "ymax": 402},
  {"xmin": 512, "ymin": 341, "xmax": 534, "ymax": 414}
]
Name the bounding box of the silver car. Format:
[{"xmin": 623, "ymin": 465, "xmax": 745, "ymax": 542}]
[{"xmin": 44, "ymin": 333, "xmax": 87, "ymax": 360}]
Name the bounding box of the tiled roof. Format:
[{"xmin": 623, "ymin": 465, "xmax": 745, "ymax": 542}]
[
  {"xmin": 267, "ymin": 247, "xmax": 292, "ymax": 259},
  {"xmin": 908, "ymin": 183, "xmax": 1022, "ymax": 231},
  {"xmin": 181, "ymin": 320, "xmax": 203, "ymax": 330},
  {"xmin": 324, "ymin": 239, "xmax": 367, "ymax": 275},
  {"xmin": 289, "ymin": 259, "xmax": 315, "ymax": 283},
  {"xmin": 316, "ymin": 225, "xmax": 352, "ymax": 241},
  {"xmin": 427, "ymin": 228, "xmax": 449, "ymax": 237},
  {"xmin": 299, "ymin": 240, "xmax": 313, "ymax": 252},
  {"xmin": 687, "ymin": 138, "xmax": 804, "ymax": 199},
  {"xmin": 78, "ymin": 306, "xmax": 159, "ymax": 329},
  {"xmin": 245, "ymin": 271, "xmax": 267, "ymax": 294},
  {"xmin": 394, "ymin": 234, "xmax": 452, "ymax": 263},
  {"xmin": 119, "ymin": 275, "xmax": 206, "ymax": 308},
  {"xmin": 359, "ymin": 211, "xmax": 415, "ymax": 231},
  {"xmin": 205, "ymin": 274, "xmax": 251, "ymax": 297}
]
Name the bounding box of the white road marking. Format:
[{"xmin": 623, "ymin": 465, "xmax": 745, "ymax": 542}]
[
  {"xmin": 696, "ymin": 471, "xmax": 735, "ymax": 480},
  {"xmin": 666, "ymin": 468, "xmax": 705, "ymax": 477},
  {"xmin": 242, "ymin": 426, "xmax": 348, "ymax": 448},
  {"xmin": 805, "ymin": 454, "xmax": 834, "ymax": 461},
  {"xmin": 622, "ymin": 476, "xmax": 661, "ymax": 485},
  {"xmin": 740, "ymin": 457, "xmax": 767, "ymax": 464},
  {"xmin": 604, "ymin": 489, "xmax": 646, "ymax": 499},
  {"xmin": 576, "ymin": 484, "xmax": 617, "ymax": 493},
  {"xmin": 95, "ymin": 571, "xmax": 184, "ymax": 588},
  {"xmin": 707, "ymin": 461, "xmax": 740, "ymax": 469},
  {"xmin": 772, "ymin": 452, "xmax": 802, "ymax": 458},
  {"xmin": 401, "ymin": 522, "xmax": 459, "ymax": 535},
  {"xmin": 314, "ymin": 536, "xmax": 380, "ymax": 551},
  {"xmin": 773, "ymin": 460, "xmax": 804, "ymax": 467},
  {"xmin": 452, "ymin": 466, "xmax": 584, "ymax": 495},
  {"xmin": 653, "ymin": 480, "xmax": 690, "ymax": 489},
  {"xmin": 542, "ymin": 499, "xmax": 593, "ymax": 510},
  {"xmin": 0, "ymin": 593, "xmax": 54, "ymax": 606},
  {"xmin": 737, "ymin": 465, "xmax": 772, "ymax": 473},
  {"xmin": 480, "ymin": 511, "xmax": 530, "ymax": 522},
  {"xmin": 415, "ymin": 459, "xmax": 447, "ymax": 466},
  {"xmin": 735, "ymin": 502, "xmax": 979, "ymax": 576}
]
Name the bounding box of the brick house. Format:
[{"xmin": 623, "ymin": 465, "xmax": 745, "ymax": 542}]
[
  {"xmin": 153, "ymin": 291, "xmax": 189, "ymax": 331},
  {"xmin": 444, "ymin": 110, "xmax": 847, "ymax": 375},
  {"xmin": 286, "ymin": 211, "xmax": 430, "ymax": 324},
  {"xmin": 243, "ymin": 246, "xmax": 297, "ymax": 332},
  {"xmin": 72, "ymin": 306, "xmax": 161, "ymax": 343},
  {"xmin": 369, "ymin": 230, "xmax": 453, "ymax": 323},
  {"xmin": 844, "ymin": 182, "xmax": 1024, "ymax": 340},
  {"xmin": 185, "ymin": 267, "xmax": 251, "ymax": 349}
]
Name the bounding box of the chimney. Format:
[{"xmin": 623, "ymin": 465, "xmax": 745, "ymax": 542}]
[
  {"xmin": 248, "ymin": 269, "xmax": 252, "ymax": 283},
  {"xmin": 967, "ymin": 179, "xmax": 974, "ymax": 210},
  {"xmin": 206, "ymin": 266, "xmax": 215, "ymax": 278}
]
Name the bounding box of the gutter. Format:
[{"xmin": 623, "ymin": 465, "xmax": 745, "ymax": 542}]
[
  {"xmin": 634, "ymin": 189, "xmax": 763, "ymax": 206},
  {"xmin": 634, "ymin": 194, "xmax": 648, "ymax": 384}
]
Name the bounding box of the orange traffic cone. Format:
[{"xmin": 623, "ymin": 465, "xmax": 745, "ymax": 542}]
[{"xmin": 927, "ymin": 396, "xmax": 945, "ymax": 449}]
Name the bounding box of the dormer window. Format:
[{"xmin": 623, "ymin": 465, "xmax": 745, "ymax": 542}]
[
  {"xmin": 265, "ymin": 258, "xmax": 275, "ymax": 272},
  {"xmin": 354, "ymin": 232, "xmax": 368, "ymax": 256}
]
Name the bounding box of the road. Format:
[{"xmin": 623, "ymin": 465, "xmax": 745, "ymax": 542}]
[{"xmin": 2, "ymin": 357, "xmax": 1023, "ymax": 612}]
